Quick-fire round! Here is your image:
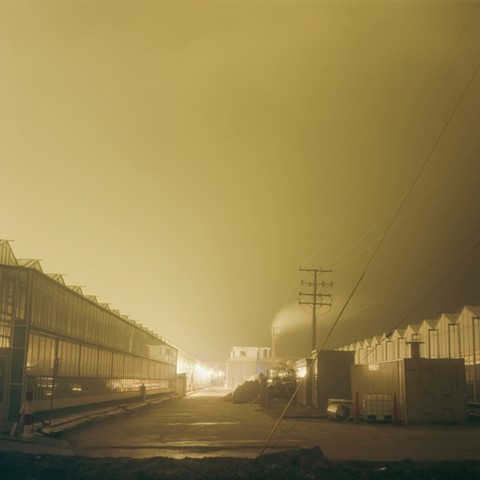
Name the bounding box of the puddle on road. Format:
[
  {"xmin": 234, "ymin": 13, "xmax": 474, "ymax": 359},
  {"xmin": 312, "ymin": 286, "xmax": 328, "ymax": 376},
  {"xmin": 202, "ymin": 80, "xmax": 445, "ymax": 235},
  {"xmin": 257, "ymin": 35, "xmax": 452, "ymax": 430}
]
[
  {"xmin": 162, "ymin": 422, "xmax": 240, "ymax": 426},
  {"xmin": 78, "ymin": 443, "xmax": 293, "ymax": 459}
]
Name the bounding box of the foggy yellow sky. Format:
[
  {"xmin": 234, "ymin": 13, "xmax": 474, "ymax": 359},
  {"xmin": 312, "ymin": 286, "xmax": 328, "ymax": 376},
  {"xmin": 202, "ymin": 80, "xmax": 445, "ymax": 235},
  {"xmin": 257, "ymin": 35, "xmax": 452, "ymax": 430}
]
[{"xmin": 1, "ymin": 1, "xmax": 480, "ymax": 362}]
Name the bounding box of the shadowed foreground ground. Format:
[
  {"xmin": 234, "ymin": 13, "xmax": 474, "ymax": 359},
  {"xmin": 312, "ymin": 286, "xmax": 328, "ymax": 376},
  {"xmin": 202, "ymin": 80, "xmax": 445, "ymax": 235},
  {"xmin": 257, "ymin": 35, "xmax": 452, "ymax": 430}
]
[{"xmin": 2, "ymin": 447, "xmax": 480, "ymax": 479}]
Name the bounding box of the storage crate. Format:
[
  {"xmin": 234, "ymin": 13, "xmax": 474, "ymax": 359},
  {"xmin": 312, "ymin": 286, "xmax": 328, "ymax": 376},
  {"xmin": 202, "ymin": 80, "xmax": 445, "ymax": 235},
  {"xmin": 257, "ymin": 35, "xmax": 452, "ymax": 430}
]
[{"xmin": 363, "ymin": 394, "xmax": 392, "ymax": 421}]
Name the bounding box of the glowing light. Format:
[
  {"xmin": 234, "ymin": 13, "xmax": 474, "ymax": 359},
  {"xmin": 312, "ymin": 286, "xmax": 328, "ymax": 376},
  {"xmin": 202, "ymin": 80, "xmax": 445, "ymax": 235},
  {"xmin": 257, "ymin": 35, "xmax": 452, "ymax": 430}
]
[{"xmin": 296, "ymin": 366, "xmax": 307, "ymax": 378}]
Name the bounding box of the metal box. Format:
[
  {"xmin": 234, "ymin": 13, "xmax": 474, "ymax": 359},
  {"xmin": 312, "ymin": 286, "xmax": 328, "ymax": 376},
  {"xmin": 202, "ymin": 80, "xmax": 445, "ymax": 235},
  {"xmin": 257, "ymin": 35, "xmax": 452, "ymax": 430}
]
[
  {"xmin": 315, "ymin": 350, "xmax": 355, "ymax": 412},
  {"xmin": 351, "ymin": 358, "xmax": 467, "ymax": 423}
]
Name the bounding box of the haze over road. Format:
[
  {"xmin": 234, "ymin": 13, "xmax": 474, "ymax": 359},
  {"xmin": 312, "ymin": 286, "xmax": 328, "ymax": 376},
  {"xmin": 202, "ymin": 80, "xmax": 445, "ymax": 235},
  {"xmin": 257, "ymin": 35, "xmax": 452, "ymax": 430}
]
[
  {"xmin": 2, "ymin": 2, "xmax": 480, "ymax": 363},
  {"xmin": 61, "ymin": 388, "xmax": 480, "ymax": 461}
]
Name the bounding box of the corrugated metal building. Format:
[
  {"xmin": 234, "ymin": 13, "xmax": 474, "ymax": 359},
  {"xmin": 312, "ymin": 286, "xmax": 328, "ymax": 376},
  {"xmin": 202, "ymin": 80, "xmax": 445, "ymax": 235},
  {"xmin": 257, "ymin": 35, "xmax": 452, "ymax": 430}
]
[{"xmin": 339, "ymin": 305, "xmax": 480, "ymax": 402}]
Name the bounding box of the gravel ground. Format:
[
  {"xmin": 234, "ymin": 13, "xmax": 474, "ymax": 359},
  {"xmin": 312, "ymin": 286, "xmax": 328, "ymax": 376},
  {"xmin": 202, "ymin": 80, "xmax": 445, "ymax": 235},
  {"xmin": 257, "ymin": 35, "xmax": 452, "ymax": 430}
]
[{"xmin": 2, "ymin": 447, "xmax": 480, "ymax": 480}]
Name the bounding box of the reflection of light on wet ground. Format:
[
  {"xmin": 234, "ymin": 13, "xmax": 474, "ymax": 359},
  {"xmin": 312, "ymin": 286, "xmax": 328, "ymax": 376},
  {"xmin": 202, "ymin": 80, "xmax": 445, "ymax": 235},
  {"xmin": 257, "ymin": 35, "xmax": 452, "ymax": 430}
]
[
  {"xmin": 188, "ymin": 387, "xmax": 232, "ymax": 398},
  {"xmin": 187, "ymin": 387, "xmax": 232, "ymax": 398},
  {"xmin": 79, "ymin": 442, "xmax": 296, "ymax": 459},
  {"xmin": 163, "ymin": 422, "xmax": 239, "ymax": 426},
  {"xmin": 85, "ymin": 449, "xmax": 263, "ymax": 459}
]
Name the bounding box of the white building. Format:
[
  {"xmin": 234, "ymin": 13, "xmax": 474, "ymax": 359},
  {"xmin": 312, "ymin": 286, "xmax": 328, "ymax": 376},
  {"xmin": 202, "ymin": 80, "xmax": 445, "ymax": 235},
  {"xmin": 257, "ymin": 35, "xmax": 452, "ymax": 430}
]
[{"xmin": 226, "ymin": 346, "xmax": 272, "ymax": 389}]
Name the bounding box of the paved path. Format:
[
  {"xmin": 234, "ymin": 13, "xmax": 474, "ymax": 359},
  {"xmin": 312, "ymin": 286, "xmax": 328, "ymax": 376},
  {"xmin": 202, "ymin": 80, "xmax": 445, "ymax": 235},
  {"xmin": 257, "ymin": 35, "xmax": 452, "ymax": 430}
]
[{"xmin": 2, "ymin": 387, "xmax": 480, "ymax": 460}]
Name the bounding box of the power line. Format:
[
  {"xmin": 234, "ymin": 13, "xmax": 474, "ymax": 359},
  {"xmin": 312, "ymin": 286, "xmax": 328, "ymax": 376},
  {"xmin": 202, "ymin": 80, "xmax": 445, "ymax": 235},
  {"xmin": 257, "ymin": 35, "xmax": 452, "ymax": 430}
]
[
  {"xmin": 331, "ymin": 139, "xmax": 480, "ymax": 270},
  {"xmin": 342, "ymin": 222, "xmax": 480, "ymax": 322},
  {"xmin": 359, "ymin": 230, "xmax": 480, "ymax": 365},
  {"xmin": 260, "ymin": 11, "xmax": 480, "ymax": 457},
  {"xmin": 416, "ymin": 2, "xmax": 480, "ymax": 107},
  {"xmin": 298, "ymin": 267, "xmax": 333, "ymax": 351},
  {"xmin": 320, "ymin": 46, "xmax": 480, "ymax": 353}
]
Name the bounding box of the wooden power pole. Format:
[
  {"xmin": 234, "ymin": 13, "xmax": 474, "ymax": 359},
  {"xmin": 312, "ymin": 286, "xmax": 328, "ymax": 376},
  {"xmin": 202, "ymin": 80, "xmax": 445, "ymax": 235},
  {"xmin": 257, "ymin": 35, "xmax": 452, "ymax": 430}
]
[{"xmin": 299, "ymin": 267, "xmax": 333, "ymax": 351}]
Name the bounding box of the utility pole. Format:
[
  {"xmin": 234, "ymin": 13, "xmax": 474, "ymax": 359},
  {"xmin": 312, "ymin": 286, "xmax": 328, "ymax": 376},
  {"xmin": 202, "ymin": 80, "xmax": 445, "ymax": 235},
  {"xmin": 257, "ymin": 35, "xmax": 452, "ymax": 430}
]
[{"xmin": 299, "ymin": 267, "xmax": 333, "ymax": 352}]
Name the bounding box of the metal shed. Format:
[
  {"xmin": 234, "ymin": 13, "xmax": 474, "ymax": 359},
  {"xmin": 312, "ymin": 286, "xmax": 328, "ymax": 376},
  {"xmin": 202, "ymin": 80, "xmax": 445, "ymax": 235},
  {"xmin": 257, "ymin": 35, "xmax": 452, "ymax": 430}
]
[{"xmin": 351, "ymin": 357, "xmax": 467, "ymax": 424}]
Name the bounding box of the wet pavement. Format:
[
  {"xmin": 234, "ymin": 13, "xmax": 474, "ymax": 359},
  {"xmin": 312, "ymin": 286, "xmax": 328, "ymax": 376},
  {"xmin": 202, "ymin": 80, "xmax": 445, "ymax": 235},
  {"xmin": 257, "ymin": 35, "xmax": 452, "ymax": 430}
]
[
  {"xmin": 0, "ymin": 433, "xmax": 74, "ymax": 456},
  {"xmin": 2, "ymin": 387, "xmax": 480, "ymax": 461}
]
